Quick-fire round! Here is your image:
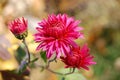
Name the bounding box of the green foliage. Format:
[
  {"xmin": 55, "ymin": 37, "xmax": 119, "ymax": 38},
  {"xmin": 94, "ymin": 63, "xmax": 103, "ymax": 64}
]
[
  {"xmin": 93, "ymin": 54, "xmax": 108, "ymax": 76},
  {"xmin": 40, "ymin": 67, "xmax": 45, "ymax": 72},
  {"xmin": 58, "ymin": 68, "xmax": 86, "ymax": 80},
  {"xmin": 16, "ymin": 45, "xmax": 26, "ymax": 63},
  {"xmin": 29, "ymin": 57, "xmax": 39, "ymax": 68},
  {"xmin": 17, "ymin": 60, "xmax": 27, "ymax": 74},
  {"xmin": 31, "ymin": 57, "xmax": 39, "ymax": 63},
  {"xmin": 64, "ymin": 73, "xmax": 86, "ymax": 80},
  {"xmin": 89, "ymin": 30, "xmax": 120, "ymax": 80},
  {"xmin": 40, "ymin": 51, "xmax": 47, "ymax": 63}
]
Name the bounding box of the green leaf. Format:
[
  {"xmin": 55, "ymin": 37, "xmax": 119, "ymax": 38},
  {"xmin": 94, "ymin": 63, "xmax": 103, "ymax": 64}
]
[
  {"xmin": 29, "ymin": 57, "xmax": 39, "ymax": 68},
  {"xmin": 18, "ymin": 60, "xmax": 27, "ymax": 74},
  {"xmin": 31, "ymin": 57, "xmax": 39, "ymax": 63},
  {"xmin": 40, "ymin": 51, "xmax": 47, "ymax": 63},
  {"xmin": 58, "ymin": 68, "xmax": 86, "ymax": 80},
  {"xmin": 40, "ymin": 67, "xmax": 45, "ymax": 72},
  {"xmin": 16, "ymin": 45, "xmax": 26, "ymax": 63},
  {"xmin": 65, "ymin": 73, "xmax": 86, "ymax": 80},
  {"xmin": 61, "ymin": 77, "xmax": 65, "ymax": 80}
]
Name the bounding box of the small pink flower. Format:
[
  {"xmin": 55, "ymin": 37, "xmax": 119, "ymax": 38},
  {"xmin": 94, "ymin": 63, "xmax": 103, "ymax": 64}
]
[
  {"xmin": 34, "ymin": 14, "xmax": 84, "ymax": 58},
  {"xmin": 60, "ymin": 44, "xmax": 96, "ymax": 70},
  {"xmin": 8, "ymin": 17, "xmax": 28, "ymax": 39}
]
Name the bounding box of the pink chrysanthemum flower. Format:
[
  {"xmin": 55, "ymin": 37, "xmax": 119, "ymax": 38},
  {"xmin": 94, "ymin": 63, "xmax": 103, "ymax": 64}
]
[
  {"xmin": 8, "ymin": 17, "xmax": 28, "ymax": 39},
  {"xmin": 60, "ymin": 44, "xmax": 96, "ymax": 70},
  {"xmin": 34, "ymin": 14, "xmax": 84, "ymax": 58}
]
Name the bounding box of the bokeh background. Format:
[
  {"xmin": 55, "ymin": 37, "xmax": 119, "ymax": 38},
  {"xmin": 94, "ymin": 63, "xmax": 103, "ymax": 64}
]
[{"xmin": 0, "ymin": 0, "xmax": 120, "ymax": 80}]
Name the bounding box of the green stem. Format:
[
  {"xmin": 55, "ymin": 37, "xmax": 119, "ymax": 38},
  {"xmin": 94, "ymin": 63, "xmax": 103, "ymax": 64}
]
[
  {"xmin": 22, "ymin": 38, "xmax": 30, "ymax": 63},
  {"xmin": 36, "ymin": 64, "xmax": 75, "ymax": 76},
  {"xmin": 46, "ymin": 55, "xmax": 57, "ymax": 68},
  {"xmin": 47, "ymin": 67, "xmax": 75, "ymax": 76}
]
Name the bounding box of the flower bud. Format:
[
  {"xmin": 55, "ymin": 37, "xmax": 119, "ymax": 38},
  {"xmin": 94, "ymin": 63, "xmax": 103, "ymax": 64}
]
[{"xmin": 8, "ymin": 17, "xmax": 28, "ymax": 40}]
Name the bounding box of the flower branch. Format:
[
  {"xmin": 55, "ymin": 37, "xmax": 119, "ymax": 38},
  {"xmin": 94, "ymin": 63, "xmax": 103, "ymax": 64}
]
[
  {"xmin": 8, "ymin": 15, "xmax": 96, "ymax": 79},
  {"xmin": 46, "ymin": 55, "xmax": 57, "ymax": 68},
  {"xmin": 22, "ymin": 40, "xmax": 75, "ymax": 76},
  {"xmin": 35, "ymin": 64, "xmax": 75, "ymax": 76},
  {"xmin": 22, "ymin": 38, "xmax": 31, "ymax": 63}
]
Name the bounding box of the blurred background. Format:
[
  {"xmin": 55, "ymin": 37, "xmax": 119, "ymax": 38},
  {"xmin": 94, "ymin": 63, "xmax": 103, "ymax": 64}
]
[{"xmin": 0, "ymin": 0, "xmax": 120, "ymax": 80}]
